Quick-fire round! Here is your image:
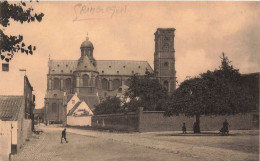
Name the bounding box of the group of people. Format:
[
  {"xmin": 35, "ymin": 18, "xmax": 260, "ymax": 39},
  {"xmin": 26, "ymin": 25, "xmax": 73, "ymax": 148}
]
[{"xmin": 181, "ymin": 119, "xmax": 229, "ymax": 135}]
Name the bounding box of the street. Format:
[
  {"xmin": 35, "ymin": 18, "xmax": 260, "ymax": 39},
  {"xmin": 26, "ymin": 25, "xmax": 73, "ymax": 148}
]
[{"xmin": 11, "ymin": 125, "xmax": 259, "ymax": 161}]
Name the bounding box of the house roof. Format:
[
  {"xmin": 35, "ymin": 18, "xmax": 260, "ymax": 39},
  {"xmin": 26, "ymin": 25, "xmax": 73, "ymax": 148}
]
[
  {"xmin": 0, "ymin": 95, "xmax": 24, "ymax": 121},
  {"xmin": 48, "ymin": 59, "xmax": 153, "ymax": 75},
  {"xmin": 67, "ymin": 101, "xmax": 81, "ymax": 116},
  {"xmin": 77, "ymin": 95, "xmax": 100, "ymax": 110}
]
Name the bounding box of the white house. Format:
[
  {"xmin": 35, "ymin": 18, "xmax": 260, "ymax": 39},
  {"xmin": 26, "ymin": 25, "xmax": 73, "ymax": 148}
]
[{"xmin": 66, "ymin": 93, "xmax": 98, "ymax": 126}]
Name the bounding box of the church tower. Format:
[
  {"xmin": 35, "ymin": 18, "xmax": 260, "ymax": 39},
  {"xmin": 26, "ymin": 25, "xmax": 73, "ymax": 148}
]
[
  {"xmin": 74, "ymin": 35, "xmax": 99, "ymax": 96},
  {"xmin": 154, "ymin": 28, "xmax": 176, "ymax": 93}
]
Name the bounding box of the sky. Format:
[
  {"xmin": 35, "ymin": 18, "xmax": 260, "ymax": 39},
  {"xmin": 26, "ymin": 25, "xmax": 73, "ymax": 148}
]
[{"xmin": 0, "ymin": 1, "xmax": 259, "ymax": 109}]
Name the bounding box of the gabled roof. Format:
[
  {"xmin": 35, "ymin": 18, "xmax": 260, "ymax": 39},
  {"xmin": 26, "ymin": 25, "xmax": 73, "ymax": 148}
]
[
  {"xmin": 67, "ymin": 101, "xmax": 81, "ymax": 116},
  {"xmin": 48, "ymin": 59, "xmax": 153, "ymax": 76},
  {"xmin": 77, "ymin": 94, "xmax": 100, "ymax": 111},
  {"xmin": 0, "ymin": 95, "xmax": 24, "ymax": 121},
  {"xmin": 66, "ymin": 94, "xmax": 74, "ymax": 103}
]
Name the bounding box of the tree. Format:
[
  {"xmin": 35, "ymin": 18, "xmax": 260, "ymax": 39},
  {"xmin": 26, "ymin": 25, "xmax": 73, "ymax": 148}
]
[
  {"xmin": 165, "ymin": 53, "xmax": 255, "ymax": 133},
  {"xmin": 93, "ymin": 97, "xmax": 122, "ymax": 115},
  {"xmin": 0, "ymin": 1, "xmax": 44, "ymax": 62},
  {"xmin": 124, "ymin": 71, "xmax": 169, "ymax": 111}
]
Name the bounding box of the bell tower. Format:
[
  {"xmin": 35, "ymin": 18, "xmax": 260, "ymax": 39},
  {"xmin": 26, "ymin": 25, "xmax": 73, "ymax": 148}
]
[{"xmin": 154, "ymin": 28, "xmax": 176, "ymax": 93}]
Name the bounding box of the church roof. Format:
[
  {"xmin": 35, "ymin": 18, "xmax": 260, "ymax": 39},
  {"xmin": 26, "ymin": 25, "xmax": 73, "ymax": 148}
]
[
  {"xmin": 49, "ymin": 60, "xmax": 77, "ymax": 74},
  {"xmin": 49, "ymin": 59, "xmax": 153, "ymax": 75},
  {"xmin": 77, "ymin": 56, "xmax": 97, "ymax": 71}
]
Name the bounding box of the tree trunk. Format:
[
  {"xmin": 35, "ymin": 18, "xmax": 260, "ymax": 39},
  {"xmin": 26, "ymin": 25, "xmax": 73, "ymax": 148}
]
[{"xmin": 193, "ymin": 114, "xmax": 201, "ymax": 133}]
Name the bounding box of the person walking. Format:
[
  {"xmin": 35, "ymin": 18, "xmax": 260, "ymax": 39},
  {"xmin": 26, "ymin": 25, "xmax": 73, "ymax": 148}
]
[{"xmin": 61, "ymin": 128, "xmax": 68, "ymax": 143}]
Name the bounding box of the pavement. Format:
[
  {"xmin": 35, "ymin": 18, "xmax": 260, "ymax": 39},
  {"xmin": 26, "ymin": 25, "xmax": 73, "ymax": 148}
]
[{"xmin": 11, "ymin": 124, "xmax": 259, "ymax": 161}]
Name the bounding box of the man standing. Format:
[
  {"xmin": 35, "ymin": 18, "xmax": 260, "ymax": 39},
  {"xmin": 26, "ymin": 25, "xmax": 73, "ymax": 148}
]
[
  {"xmin": 223, "ymin": 119, "xmax": 229, "ymax": 135},
  {"xmin": 61, "ymin": 128, "xmax": 68, "ymax": 143}
]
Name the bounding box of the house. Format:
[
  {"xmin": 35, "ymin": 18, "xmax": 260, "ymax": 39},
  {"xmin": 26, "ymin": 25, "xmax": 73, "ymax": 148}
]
[
  {"xmin": 33, "ymin": 108, "xmax": 44, "ymax": 125},
  {"xmin": 65, "ymin": 93, "xmax": 99, "ymax": 126},
  {"xmin": 0, "ymin": 75, "xmax": 35, "ymax": 157}
]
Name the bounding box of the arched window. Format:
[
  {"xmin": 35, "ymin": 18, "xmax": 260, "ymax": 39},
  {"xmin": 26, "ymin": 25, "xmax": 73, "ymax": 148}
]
[
  {"xmin": 112, "ymin": 79, "xmax": 121, "ymax": 90},
  {"xmin": 83, "ymin": 74, "xmax": 89, "ymax": 86},
  {"xmin": 53, "ymin": 78, "xmax": 60, "ymax": 90},
  {"xmin": 125, "ymin": 79, "xmax": 131, "ymax": 87},
  {"xmin": 163, "ymin": 80, "xmax": 169, "ymax": 91},
  {"xmin": 95, "ymin": 77, "xmax": 99, "ymax": 87},
  {"xmin": 101, "ymin": 78, "xmax": 108, "ymax": 90},
  {"xmin": 65, "ymin": 78, "xmax": 71, "ymax": 90},
  {"xmin": 52, "ymin": 103, "xmax": 58, "ymax": 112}
]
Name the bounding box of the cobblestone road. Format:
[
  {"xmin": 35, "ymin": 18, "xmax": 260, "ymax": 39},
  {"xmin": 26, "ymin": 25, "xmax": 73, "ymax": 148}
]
[{"xmin": 11, "ymin": 125, "xmax": 259, "ymax": 161}]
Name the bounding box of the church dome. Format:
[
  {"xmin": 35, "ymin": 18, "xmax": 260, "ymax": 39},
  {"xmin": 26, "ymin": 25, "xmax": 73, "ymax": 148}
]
[{"xmin": 81, "ymin": 36, "xmax": 93, "ymax": 48}]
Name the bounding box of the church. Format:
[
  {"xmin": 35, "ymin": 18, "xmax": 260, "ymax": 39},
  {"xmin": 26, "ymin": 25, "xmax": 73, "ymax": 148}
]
[{"xmin": 44, "ymin": 28, "xmax": 176, "ymax": 123}]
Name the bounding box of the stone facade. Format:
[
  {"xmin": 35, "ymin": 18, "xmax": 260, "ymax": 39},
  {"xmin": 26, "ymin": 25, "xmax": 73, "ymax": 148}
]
[
  {"xmin": 154, "ymin": 28, "xmax": 176, "ymax": 93},
  {"xmin": 44, "ymin": 28, "xmax": 176, "ymax": 123}
]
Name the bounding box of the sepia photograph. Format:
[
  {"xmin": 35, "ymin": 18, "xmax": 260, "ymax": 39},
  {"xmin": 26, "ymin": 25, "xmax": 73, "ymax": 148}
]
[{"xmin": 0, "ymin": 1, "xmax": 259, "ymax": 161}]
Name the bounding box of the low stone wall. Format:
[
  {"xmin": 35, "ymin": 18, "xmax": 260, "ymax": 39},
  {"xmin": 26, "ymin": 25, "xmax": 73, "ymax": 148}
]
[
  {"xmin": 67, "ymin": 116, "xmax": 92, "ymax": 126},
  {"xmin": 92, "ymin": 112, "xmax": 139, "ymax": 132},
  {"xmin": 92, "ymin": 107, "xmax": 258, "ymax": 132}
]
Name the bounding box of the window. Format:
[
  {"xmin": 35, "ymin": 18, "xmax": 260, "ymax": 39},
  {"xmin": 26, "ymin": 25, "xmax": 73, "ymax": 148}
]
[
  {"xmin": 118, "ymin": 88, "xmax": 122, "ymax": 93},
  {"xmin": 53, "ymin": 78, "xmax": 60, "ymax": 90},
  {"xmin": 66, "ymin": 64, "xmax": 68, "ymax": 67},
  {"xmin": 84, "ymin": 66, "xmax": 87, "ymax": 68},
  {"xmin": 163, "ymin": 80, "xmax": 169, "ymax": 91},
  {"xmin": 72, "ymin": 100, "xmax": 75, "ymax": 104},
  {"xmin": 102, "ymin": 71, "xmax": 104, "ymax": 74},
  {"xmin": 83, "ymin": 74, "xmax": 89, "ymax": 86},
  {"xmin": 102, "ymin": 79, "xmax": 108, "ymax": 90},
  {"xmin": 61, "ymin": 70, "xmax": 63, "ymax": 73},
  {"xmin": 109, "ymin": 66, "xmax": 111, "ymax": 68},
  {"xmin": 52, "ymin": 70, "xmax": 55, "ymax": 72},
  {"xmin": 117, "ymin": 71, "xmax": 119, "ymax": 74},
  {"xmin": 164, "ymin": 62, "xmax": 169, "ymax": 67},
  {"xmin": 138, "ymin": 66, "xmax": 141, "ymax": 68},
  {"xmin": 163, "ymin": 43, "xmax": 169, "ymax": 51},
  {"xmin": 123, "ymin": 66, "xmax": 126, "ymax": 68},
  {"xmin": 2, "ymin": 63, "xmax": 9, "ymax": 72},
  {"xmin": 65, "ymin": 78, "xmax": 71, "ymax": 90},
  {"xmin": 57, "ymin": 64, "xmax": 60, "ymax": 67},
  {"xmin": 70, "ymin": 70, "xmax": 72, "ymax": 73},
  {"xmin": 52, "ymin": 103, "xmax": 58, "ymax": 112},
  {"xmin": 132, "ymin": 71, "xmax": 134, "ymax": 74},
  {"xmin": 112, "ymin": 79, "xmax": 121, "ymax": 90},
  {"xmin": 53, "ymin": 94, "xmax": 57, "ymax": 97}
]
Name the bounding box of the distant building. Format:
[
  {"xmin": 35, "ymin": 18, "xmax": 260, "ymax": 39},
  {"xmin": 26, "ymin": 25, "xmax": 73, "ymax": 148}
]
[
  {"xmin": 33, "ymin": 108, "xmax": 44, "ymax": 125},
  {"xmin": 0, "ymin": 75, "xmax": 35, "ymax": 155},
  {"xmin": 66, "ymin": 93, "xmax": 95, "ymax": 126},
  {"xmin": 44, "ymin": 28, "xmax": 177, "ymax": 124}
]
